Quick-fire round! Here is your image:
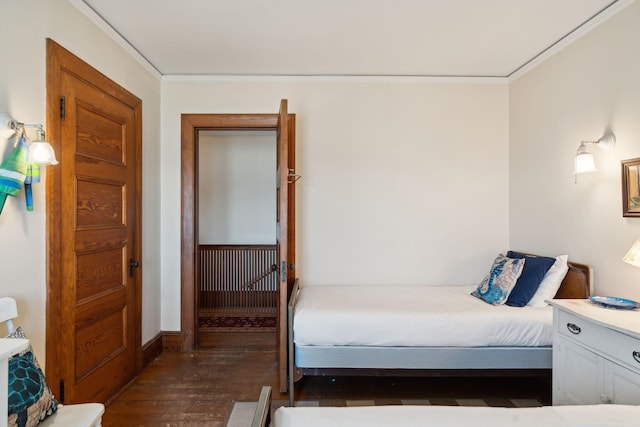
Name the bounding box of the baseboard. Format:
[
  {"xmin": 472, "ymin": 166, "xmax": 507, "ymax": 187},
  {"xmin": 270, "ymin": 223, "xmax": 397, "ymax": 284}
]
[
  {"xmin": 141, "ymin": 332, "xmax": 163, "ymax": 368},
  {"xmin": 141, "ymin": 331, "xmax": 186, "ymax": 370},
  {"xmin": 162, "ymin": 331, "xmax": 184, "ymax": 352}
]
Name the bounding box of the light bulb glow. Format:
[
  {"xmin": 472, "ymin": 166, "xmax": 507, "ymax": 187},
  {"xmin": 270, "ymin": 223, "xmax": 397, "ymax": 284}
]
[
  {"xmin": 28, "ymin": 141, "xmax": 58, "ymax": 165},
  {"xmin": 574, "ymin": 152, "xmax": 597, "ymax": 174}
]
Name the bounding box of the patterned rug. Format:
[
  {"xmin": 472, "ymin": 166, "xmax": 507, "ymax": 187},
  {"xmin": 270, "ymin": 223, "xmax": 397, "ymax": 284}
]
[{"xmin": 198, "ymin": 315, "xmax": 276, "ymax": 332}]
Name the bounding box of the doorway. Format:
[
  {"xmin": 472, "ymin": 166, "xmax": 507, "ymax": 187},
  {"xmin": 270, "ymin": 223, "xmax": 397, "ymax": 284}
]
[
  {"xmin": 180, "ymin": 104, "xmax": 296, "ymax": 392},
  {"xmin": 197, "ymin": 130, "xmax": 278, "ymax": 340}
]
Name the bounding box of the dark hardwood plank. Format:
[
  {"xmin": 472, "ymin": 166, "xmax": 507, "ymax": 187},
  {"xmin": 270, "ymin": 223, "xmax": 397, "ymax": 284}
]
[{"xmin": 102, "ymin": 332, "xmax": 551, "ymax": 426}]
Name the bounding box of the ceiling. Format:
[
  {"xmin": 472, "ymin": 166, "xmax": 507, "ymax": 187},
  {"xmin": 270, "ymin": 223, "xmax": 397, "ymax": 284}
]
[{"xmin": 79, "ymin": 0, "xmax": 625, "ymax": 78}]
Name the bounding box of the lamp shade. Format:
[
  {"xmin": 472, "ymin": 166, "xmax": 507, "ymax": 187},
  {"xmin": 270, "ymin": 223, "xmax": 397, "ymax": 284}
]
[
  {"xmin": 623, "ymin": 238, "xmax": 640, "ymax": 268},
  {"xmin": 28, "ymin": 141, "xmax": 58, "ymax": 165},
  {"xmin": 574, "ymin": 152, "xmax": 596, "ymax": 174},
  {"xmin": 28, "ymin": 127, "xmax": 58, "ymax": 165}
]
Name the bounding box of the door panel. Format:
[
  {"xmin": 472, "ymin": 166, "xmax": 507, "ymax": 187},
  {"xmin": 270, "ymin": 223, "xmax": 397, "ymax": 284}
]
[
  {"xmin": 75, "ymin": 306, "xmax": 126, "ymax": 378},
  {"xmin": 47, "ymin": 39, "xmax": 141, "ymax": 404},
  {"xmin": 60, "ymin": 72, "xmax": 137, "ymax": 402},
  {"xmin": 75, "ymin": 105, "xmax": 126, "ymax": 162},
  {"xmin": 75, "ymin": 247, "xmax": 125, "ymax": 300},
  {"xmin": 75, "ymin": 179, "xmax": 125, "ymax": 227},
  {"xmin": 276, "ymin": 100, "xmax": 289, "ymax": 392},
  {"xmin": 286, "ymin": 115, "xmax": 296, "ymax": 296}
]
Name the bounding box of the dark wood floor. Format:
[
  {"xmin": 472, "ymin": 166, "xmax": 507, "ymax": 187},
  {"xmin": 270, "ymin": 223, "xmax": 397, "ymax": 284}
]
[{"xmin": 102, "ymin": 332, "xmax": 551, "ymax": 426}]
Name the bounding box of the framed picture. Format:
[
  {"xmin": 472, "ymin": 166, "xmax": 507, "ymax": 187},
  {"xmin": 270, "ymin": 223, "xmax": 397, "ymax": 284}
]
[{"xmin": 622, "ymin": 158, "xmax": 640, "ymax": 217}]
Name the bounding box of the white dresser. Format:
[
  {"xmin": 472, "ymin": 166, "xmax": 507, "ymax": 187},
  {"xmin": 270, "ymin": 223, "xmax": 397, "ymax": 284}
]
[{"xmin": 550, "ymin": 299, "xmax": 640, "ymax": 405}]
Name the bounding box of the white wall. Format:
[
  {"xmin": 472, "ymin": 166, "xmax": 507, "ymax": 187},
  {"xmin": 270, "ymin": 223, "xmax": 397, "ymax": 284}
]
[
  {"xmin": 8, "ymin": 0, "xmax": 632, "ymax": 352},
  {"xmin": 161, "ymin": 78, "xmax": 509, "ymax": 330},
  {"xmin": 509, "ymin": 1, "xmax": 640, "ymax": 301},
  {"xmin": 198, "ymin": 131, "xmax": 276, "ymax": 244},
  {"xmin": 0, "ymin": 0, "xmax": 162, "ymax": 361}
]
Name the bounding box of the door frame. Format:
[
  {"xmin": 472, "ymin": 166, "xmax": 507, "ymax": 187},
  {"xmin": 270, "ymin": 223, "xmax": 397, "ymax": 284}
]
[
  {"xmin": 180, "ymin": 113, "xmax": 296, "ymax": 351},
  {"xmin": 45, "ymin": 38, "xmax": 143, "ymax": 398}
]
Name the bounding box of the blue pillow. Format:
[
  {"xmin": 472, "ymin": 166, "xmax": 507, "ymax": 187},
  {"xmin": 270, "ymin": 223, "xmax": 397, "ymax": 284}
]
[
  {"xmin": 505, "ymin": 251, "xmax": 556, "ymax": 307},
  {"xmin": 472, "ymin": 254, "xmax": 525, "ymax": 305}
]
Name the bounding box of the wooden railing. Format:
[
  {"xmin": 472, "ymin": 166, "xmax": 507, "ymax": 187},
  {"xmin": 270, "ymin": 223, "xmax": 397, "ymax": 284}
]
[{"xmin": 198, "ymin": 244, "xmax": 277, "ymax": 313}]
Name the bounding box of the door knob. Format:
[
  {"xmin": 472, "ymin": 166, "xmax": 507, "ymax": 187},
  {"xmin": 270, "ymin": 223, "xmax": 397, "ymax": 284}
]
[{"xmin": 129, "ymin": 258, "xmax": 140, "ymax": 277}]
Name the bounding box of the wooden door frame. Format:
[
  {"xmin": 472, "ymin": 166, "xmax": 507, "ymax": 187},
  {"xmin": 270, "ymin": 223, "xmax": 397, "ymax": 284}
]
[
  {"xmin": 180, "ymin": 113, "xmax": 296, "ymax": 351},
  {"xmin": 45, "ymin": 38, "xmax": 143, "ymax": 396}
]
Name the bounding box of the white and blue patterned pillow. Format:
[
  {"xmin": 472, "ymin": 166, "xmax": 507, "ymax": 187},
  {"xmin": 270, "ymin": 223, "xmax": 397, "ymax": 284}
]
[{"xmin": 472, "ymin": 254, "xmax": 525, "ymax": 305}]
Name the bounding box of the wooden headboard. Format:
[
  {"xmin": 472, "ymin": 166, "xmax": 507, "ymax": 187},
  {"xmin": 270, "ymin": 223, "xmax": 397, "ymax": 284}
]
[{"xmin": 554, "ymin": 261, "xmax": 592, "ymax": 299}]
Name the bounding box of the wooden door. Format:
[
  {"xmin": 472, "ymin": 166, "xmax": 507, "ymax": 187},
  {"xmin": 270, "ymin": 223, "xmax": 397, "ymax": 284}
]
[
  {"xmin": 46, "ymin": 39, "xmax": 142, "ymax": 403},
  {"xmin": 276, "ymin": 100, "xmax": 289, "ymax": 392},
  {"xmin": 286, "ymin": 115, "xmax": 297, "ymax": 297}
]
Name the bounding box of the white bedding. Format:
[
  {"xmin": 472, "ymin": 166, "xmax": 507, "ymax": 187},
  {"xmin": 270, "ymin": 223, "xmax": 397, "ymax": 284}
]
[
  {"xmin": 273, "ymin": 404, "xmax": 640, "ymax": 427},
  {"xmin": 294, "ymin": 285, "xmax": 553, "ymax": 347}
]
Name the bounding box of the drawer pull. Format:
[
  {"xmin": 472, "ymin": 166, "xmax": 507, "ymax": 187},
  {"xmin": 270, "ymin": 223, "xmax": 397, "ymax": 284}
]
[
  {"xmin": 633, "ymin": 351, "xmax": 640, "ymax": 364},
  {"xmin": 566, "ymin": 323, "xmax": 581, "ymax": 334}
]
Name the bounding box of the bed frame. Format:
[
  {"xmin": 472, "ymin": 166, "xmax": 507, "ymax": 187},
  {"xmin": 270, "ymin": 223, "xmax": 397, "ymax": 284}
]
[
  {"xmin": 251, "ymin": 386, "xmax": 272, "ymax": 427},
  {"xmin": 287, "ymin": 260, "xmax": 592, "ymax": 405}
]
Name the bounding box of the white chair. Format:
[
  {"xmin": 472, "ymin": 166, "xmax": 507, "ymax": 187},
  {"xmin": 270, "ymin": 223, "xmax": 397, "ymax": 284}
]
[{"xmin": 0, "ymin": 297, "xmax": 104, "ymax": 427}]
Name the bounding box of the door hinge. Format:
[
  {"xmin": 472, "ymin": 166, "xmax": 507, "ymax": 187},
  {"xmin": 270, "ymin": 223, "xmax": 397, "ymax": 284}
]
[
  {"xmin": 60, "ymin": 96, "xmax": 66, "ymax": 120},
  {"xmin": 281, "ymin": 261, "xmax": 287, "ymax": 283},
  {"xmin": 59, "ymin": 379, "xmax": 65, "ymax": 403},
  {"xmin": 287, "ymin": 168, "xmax": 301, "ymax": 183}
]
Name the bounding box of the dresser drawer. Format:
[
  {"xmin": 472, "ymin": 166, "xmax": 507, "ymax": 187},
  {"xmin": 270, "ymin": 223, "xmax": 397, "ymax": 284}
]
[{"xmin": 557, "ymin": 310, "xmax": 640, "ymax": 372}]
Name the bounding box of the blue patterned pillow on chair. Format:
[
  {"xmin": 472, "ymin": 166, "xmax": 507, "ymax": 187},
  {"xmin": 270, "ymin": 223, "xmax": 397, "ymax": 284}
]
[
  {"xmin": 6, "ymin": 327, "xmax": 58, "ymax": 427},
  {"xmin": 472, "ymin": 254, "xmax": 525, "ymax": 305}
]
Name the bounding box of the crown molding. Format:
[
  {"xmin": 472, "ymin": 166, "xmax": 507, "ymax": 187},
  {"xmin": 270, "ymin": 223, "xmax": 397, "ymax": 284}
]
[
  {"xmin": 508, "ymin": 0, "xmax": 635, "ymax": 82},
  {"xmin": 161, "ymin": 74, "xmax": 508, "ymax": 84},
  {"xmin": 69, "ymin": 0, "xmax": 162, "ymax": 80}
]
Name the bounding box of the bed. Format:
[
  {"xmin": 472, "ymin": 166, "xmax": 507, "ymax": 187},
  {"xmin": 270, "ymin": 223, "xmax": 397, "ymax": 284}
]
[
  {"xmin": 272, "ymin": 404, "xmax": 639, "ymax": 427},
  {"xmin": 252, "ymin": 386, "xmax": 640, "ymax": 427},
  {"xmin": 287, "ymin": 254, "xmax": 592, "ymax": 405}
]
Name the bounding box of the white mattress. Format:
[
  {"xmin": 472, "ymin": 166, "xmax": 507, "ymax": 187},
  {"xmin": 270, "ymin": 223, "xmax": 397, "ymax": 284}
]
[
  {"xmin": 273, "ymin": 404, "xmax": 640, "ymax": 427},
  {"xmin": 293, "ymin": 285, "xmax": 553, "ymax": 347}
]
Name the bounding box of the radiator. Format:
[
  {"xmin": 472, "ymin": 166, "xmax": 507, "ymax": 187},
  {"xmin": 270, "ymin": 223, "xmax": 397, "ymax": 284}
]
[{"xmin": 198, "ymin": 245, "xmax": 277, "ymax": 313}]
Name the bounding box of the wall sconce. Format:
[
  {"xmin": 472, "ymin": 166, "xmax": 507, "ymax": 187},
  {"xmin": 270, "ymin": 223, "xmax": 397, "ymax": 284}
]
[
  {"xmin": 574, "ymin": 132, "xmax": 615, "ymax": 183},
  {"xmin": 0, "ymin": 113, "xmax": 58, "ymax": 214},
  {"xmin": 0, "ymin": 113, "xmax": 58, "ymax": 165}
]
